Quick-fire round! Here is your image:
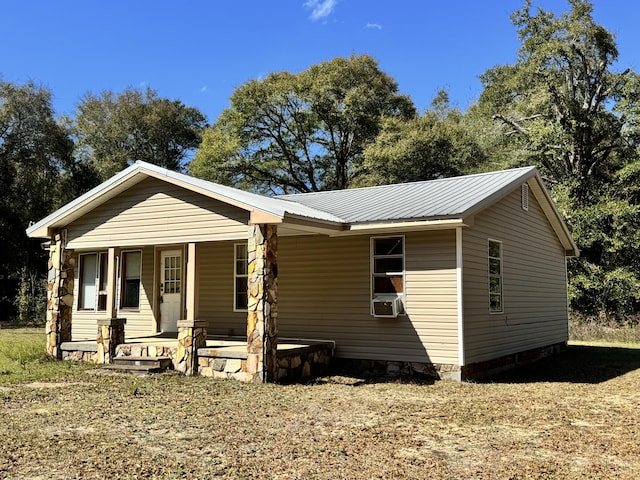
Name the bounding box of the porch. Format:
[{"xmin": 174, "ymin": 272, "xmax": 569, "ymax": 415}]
[{"xmin": 60, "ymin": 334, "xmax": 335, "ymax": 381}]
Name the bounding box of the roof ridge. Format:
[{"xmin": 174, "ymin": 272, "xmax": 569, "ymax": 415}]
[{"xmin": 278, "ymin": 166, "xmax": 537, "ymax": 198}]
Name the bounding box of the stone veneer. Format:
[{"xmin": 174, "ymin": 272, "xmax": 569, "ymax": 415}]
[
  {"xmin": 198, "ymin": 343, "xmax": 334, "ymax": 382},
  {"xmin": 335, "ymin": 342, "xmax": 567, "ymax": 381},
  {"xmin": 246, "ymin": 224, "xmax": 278, "ymax": 383},
  {"xmin": 96, "ymin": 318, "xmax": 126, "ymax": 364},
  {"xmin": 116, "ymin": 343, "xmax": 178, "ymax": 366},
  {"xmin": 334, "ymin": 358, "xmax": 462, "ymax": 381},
  {"xmin": 46, "ymin": 231, "xmax": 74, "ymax": 359},
  {"xmin": 175, "ymin": 320, "xmax": 207, "ymax": 375}
]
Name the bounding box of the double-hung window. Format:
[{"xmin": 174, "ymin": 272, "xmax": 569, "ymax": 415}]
[
  {"xmin": 488, "ymin": 239, "xmax": 503, "ymax": 313},
  {"xmin": 121, "ymin": 251, "xmax": 141, "ymax": 309},
  {"xmin": 234, "ymin": 243, "xmax": 248, "ymax": 311},
  {"xmin": 372, "ymin": 236, "xmax": 405, "ymax": 297},
  {"xmin": 78, "ymin": 252, "xmax": 108, "ymax": 311}
]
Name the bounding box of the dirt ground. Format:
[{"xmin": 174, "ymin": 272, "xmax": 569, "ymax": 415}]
[{"xmin": 1, "ymin": 344, "xmax": 639, "ymax": 479}]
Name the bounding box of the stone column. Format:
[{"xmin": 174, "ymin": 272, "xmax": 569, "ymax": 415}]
[
  {"xmin": 96, "ymin": 318, "xmax": 126, "ymax": 364},
  {"xmin": 176, "ymin": 319, "xmax": 207, "ymax": 375},
  {"xmin": 46, "ymin": 231, "xmax": 74, "ymax": 359},
  {"xmin": 246, "ymin": 224, "xmax": 278, "ymax": 383}
]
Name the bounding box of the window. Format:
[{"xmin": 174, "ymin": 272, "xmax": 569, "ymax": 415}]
[
  {"xmin": 372, "ymin": 236, "xmax": 405, "ymax": 297},
  {"xmin": 78, "ymin": 252, "xmax": 108, "ymax": 311},
  {"xmin": 234, "ymin": 243, "xmax": 248, "ymax": 311},
  {"xmin": 488, "ymin": 239, "xmax": 503, "ymax": 313},
  {"xmin": 121, "ymin": 251, "xmax": 141, "ymax": 309}
]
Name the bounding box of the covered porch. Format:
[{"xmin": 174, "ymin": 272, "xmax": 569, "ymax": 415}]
[
  {"xmin": 59, "ymin": 334, "xmax": 334, "ymax": 381},
  {"xmin": 45, "ymin": 222, "xmax": 336, "ymax": 382}
]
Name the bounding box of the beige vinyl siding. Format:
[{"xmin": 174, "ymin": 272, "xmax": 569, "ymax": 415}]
[
  {"xmin": 276, "ymin": 231, "xmax": 458, "ymax": 364},
  {"xmin": 462, "ymin": 186, "xmax": 568, "ymax": 364},
  {"xmin": 66, "ymin": 177, "xmax": 249, "ymax": 249},
  {"xmin": 71, "ymin": 247, "xmax": 157, "ymax": 340},
  {"xmin": 197, "ymin": 242, "xmax": 247, "ymax": 335}
]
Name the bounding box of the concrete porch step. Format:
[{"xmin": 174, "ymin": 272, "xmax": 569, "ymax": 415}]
[{"xmin": 101, "ymin": 356, "xmax": 173, "ymax": 373}]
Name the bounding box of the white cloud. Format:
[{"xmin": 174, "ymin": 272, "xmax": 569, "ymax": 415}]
[
  {"xmin": 365, "ymin": 23, "xmax": 382, "ymax": 30},
  {"xmin": 304, "ymin": 0, "xmax": 337, "ymax": 21},
  {"xmin": 199, "ymin": 85, "xmax": 208, "ymax": 93}
]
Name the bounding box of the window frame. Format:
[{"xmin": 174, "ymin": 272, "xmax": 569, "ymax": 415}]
[
  {"xmin": 77, "ymin": 252, "xmax": 108, "ymax": 312},
  {"xmin": 120, "ymin": 250, "xmax": 142, "ymax": 310},
  {"xmin": 488, "ymin": 239, "xmax": 504, "ymax": 314},
  {"xmin": 370, "ymin": 235, "xmax": 406, "ymax": 315},
  {"xmin": 233, "ymin": 243, "xmax": 249, "ymax": 312}
]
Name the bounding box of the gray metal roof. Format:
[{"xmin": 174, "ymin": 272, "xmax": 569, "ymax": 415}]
[{"xmin": 278, "ymin": 166, "xmax": 537, "ymax": 223}]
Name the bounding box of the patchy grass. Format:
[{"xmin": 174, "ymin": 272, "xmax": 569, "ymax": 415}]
[
  {"xmin": 0, "ymin": 327, "xmax": 91, "ymax": 384},
  {"xmin": 1, "ymin": 330, "xmax": 639, "ymax": 479}
]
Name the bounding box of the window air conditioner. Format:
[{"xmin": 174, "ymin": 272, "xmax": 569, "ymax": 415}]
[{"xmin": 372, "ymin": 296, "xmax": 403, "ymax": 318}]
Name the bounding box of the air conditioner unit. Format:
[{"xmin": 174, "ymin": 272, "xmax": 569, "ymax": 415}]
[{"xmin": 372, "ymin": 296, "xmax": 403, "ymax": 318}]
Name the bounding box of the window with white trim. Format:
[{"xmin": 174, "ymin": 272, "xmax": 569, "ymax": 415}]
[
  {"xmin": 372, "ymin": 236, "xmax": 405, "ymax": 298},
  {"xmin": 78, "ymin": 252, "xmax": 108, "ymax": 311},
  {"xmin": 121, "ymin": 250, "xmax": 141, "ymax": 309},
  {"xmin": 488, "ymin": 239, "xmax": 503, "ymax": 313},
  {"xmin": 234, "ymin": 243, "xmax": 248, "ymax": 311}
]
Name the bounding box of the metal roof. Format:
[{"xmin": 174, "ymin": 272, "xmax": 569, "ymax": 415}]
[
  {"xmin": 26, "ymin": 162, "xmax": 576, "ymax": 255},
  {"xmin": 279, "ymin": 166, "xmax": 538, "ymax": 223}
]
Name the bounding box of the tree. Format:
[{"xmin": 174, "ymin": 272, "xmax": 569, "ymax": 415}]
[
  {"xmin": 75, "ymin": 87, "xmax": 207, "ymax": 180},
  {"xmin": 475, "ymin": 0, "xmax": 640, "ymax": 319},
  {"xmin": 356, "ymin": 91, "xmax": 486, "ymax": 186},
  {"xmin": 477, "ymin": 0, "xmax": 631, "ymax": 186},
  {"xmin": 190, "ymin": 55, "xmax": 416, "ymax": 193},
  {"xmin": 0, "ymin": 80, "xmax": 76, "ymax": 320}
]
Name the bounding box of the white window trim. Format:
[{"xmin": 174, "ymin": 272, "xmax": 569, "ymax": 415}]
[
  {"xmin": 370, "ymin": 235, "xmax": 406, "ymax": 316},
  {"xmin": 233, "ymin": 243, "xmax": 248, "ymax": 312},
  {"xmin": 120, "ymin": 249, "xmax": 142, "ymax": 311},
  {"xmin": 77, "ymin": 252, "xmax": 108, "ymax": 312},
  {"xmin": 488, "ymin": 239, "xmax": 504, "ymax": 314}
]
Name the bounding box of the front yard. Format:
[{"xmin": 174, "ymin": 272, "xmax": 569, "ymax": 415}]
[{"xmin": 1, "ymin": 329, "xmax": 639, "ymax": 479}]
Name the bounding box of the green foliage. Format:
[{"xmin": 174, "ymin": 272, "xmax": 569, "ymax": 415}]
[
  {"xmin": 477, "ymin": 0, "xmax": 630, "ymax": 184},
  {"xmin": 473, "ymin": 0, "xmax": 640, "ymax": 319},
  {"xmin": 14, "ymin": 267, "xmax": 47, "ymax": 325},
  {"xmin": 190, "ymin": 55, "xmax": 416, "ymax": 193},
  {"xmin": 75, "ymin": 86, "xmax": 207, "ymax": 180},
  {"xmin": 357, "ymin": 92, "xmax": 486, "ymax": 186},
  {"xmin": 0, "ymin": 329, "xmax": 89, "ymax": 384},
  {"xmin": 0, "ymin": 81, "xmax": 76, "ymax": 320}
]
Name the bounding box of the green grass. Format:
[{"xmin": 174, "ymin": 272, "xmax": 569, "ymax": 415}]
[{"xmin": 0, "ymin": 327, "xmax": 90, "ymax": 384}]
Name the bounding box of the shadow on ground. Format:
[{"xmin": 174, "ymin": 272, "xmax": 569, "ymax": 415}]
[{"xmin": 483, "ymin": 345, "xmax": 640, "ymax": 384}]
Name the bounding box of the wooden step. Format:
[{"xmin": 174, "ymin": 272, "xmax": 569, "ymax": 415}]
[{"xmin": 101, "ymin": 356, "xmax": 172, "ymax": 373}]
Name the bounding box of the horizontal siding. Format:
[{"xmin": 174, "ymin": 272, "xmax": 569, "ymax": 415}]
[
  {"xmin": 462, "ymin": 186, "xmax": 568, "ymax": 364},
  {"xmin": 197, "ymin": 242, "xmax": 247, "ymax": 335},
  {"xmin": 72, "ymin": 246, "xmax": 157, "ymax": 340},
  {"xmin": 68, "ymin": 231, "xmax": 459, "ymax": 364},
  {"xmin": 276, "ymin": 231, "xmax": 458, "ymax": 364},
  {"xmin": 66, "ymin": 177, "xmax": 249, "ymax": 249}
]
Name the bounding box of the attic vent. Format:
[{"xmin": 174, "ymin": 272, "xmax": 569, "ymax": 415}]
[{"xmin": 521, "ymin": 183, "xmax": 529, "ymax": 211}]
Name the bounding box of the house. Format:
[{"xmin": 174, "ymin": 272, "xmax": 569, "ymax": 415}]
[{"xmin": 26, "ymin": 161, "xmax": 578, "ymax": 381}]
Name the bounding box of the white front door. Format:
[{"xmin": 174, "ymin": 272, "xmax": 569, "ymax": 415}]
[{"xmin": 159, "ymin": 250, "xmax": 182, "ymax": 332}]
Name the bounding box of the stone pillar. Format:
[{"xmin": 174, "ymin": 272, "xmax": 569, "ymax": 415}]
[
  {"xmin": 46, "ymin": 231, "xmax": 74, "ymax": 359},
  {"xmin": 246, "ymin": 224, "xmax": 278, "ymax": 383},
  {"xmin": 96, "ymin": 318, "xmax": 126, "ymax": 364},
  {"xmin": 176, "ymin": 319, "xmax": 207, "ymax": 375}
]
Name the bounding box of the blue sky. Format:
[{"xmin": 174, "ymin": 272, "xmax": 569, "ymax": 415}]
[{"xmin": 1, "ymin": 0, "xmax": 638, "ymax": 123}]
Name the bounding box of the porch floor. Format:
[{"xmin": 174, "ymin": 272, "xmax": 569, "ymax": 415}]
[{"xmin": 60, "ymin": 334, "xmax": 335, "ymax": 359}]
